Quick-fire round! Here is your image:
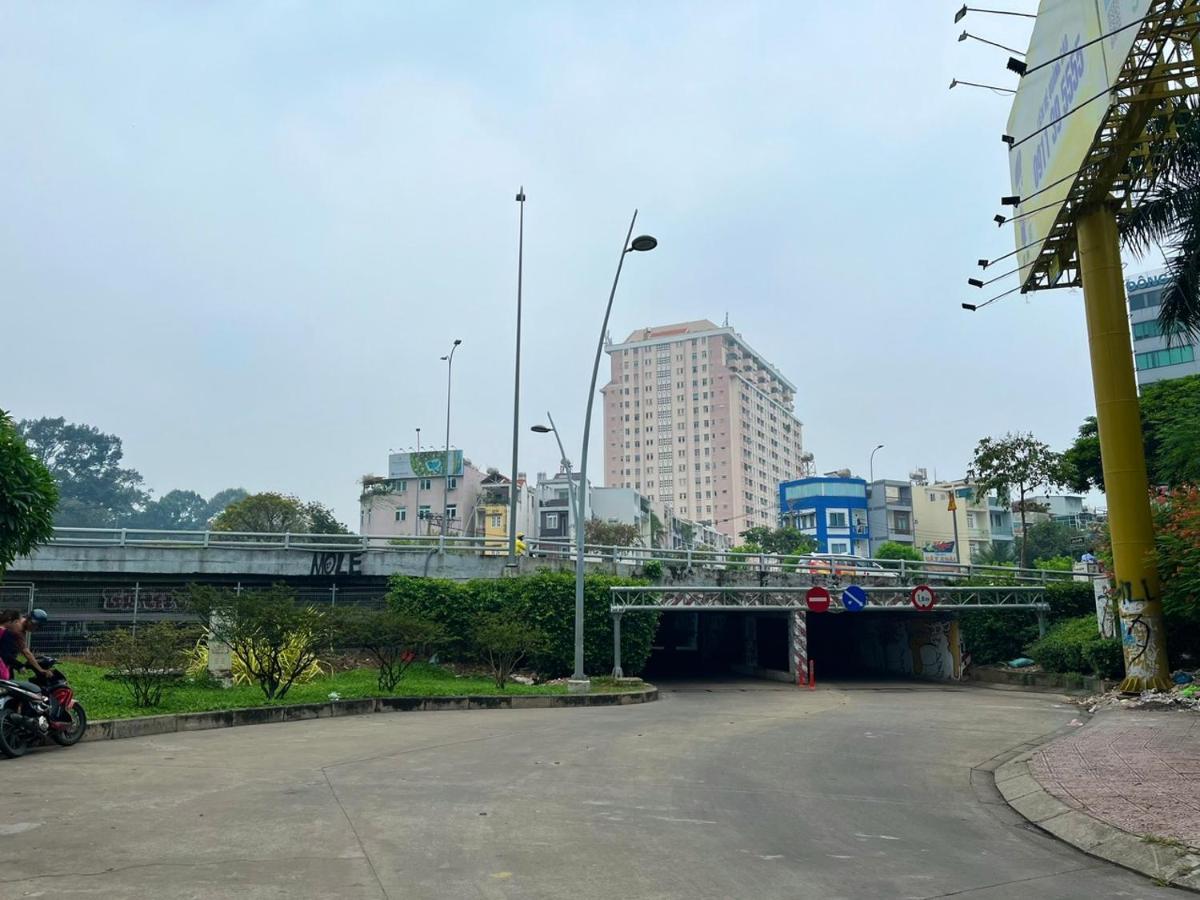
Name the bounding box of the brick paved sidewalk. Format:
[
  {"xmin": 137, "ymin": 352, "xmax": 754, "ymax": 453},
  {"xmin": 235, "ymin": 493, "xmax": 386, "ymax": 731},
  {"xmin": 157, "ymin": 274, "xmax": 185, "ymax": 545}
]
[{"xmin": 1030, "ymin": 709, "xmax": 1200, "ymax": 847}]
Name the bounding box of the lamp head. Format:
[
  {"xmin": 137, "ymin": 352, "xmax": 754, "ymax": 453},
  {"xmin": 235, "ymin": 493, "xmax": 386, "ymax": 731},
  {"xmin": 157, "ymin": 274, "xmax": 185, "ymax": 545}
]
[
  {"xmin": 531, "ymin": 424, "xmax": 553, "ymax": 434},
  {"xmin": 962, "ymin": 303, "xmax": 978, "ymax": 311},
  {"xmin": 958, "ymin": 30, "xmax": 968, "ymax": 42},
  {"xmin": 629, "ymin": 234, "xmax": 658, "ymax": 252},
  {"xmin": 954, "ymin": 4, "xmax": 968, "ymax": 23},
  {"xmin": 453, "ymin": 338, "xmax": 462, "ymax": 346},
  {"xmin": 949, "ymin": 78, "xmax": 959, "ymax": 90}
]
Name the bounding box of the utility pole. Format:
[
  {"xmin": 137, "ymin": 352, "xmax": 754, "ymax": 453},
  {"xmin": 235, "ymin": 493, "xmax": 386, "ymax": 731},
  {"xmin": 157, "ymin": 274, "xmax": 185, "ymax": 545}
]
[{"xmin": 508, "ymin": 187, "xmax": 526, "ymax": 563}]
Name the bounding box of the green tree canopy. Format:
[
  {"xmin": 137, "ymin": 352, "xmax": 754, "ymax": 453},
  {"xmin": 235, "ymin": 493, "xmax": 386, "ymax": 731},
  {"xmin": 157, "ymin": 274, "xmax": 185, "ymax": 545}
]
[
  {"xmin": 212, "ymin": 492, "xmax": 349, "ymax": 534},
  {"xmin": 1063, "ymin": 374, "xmax": 1200, "ymax": 491},
  {"xmin": 16, "ymin": 416, "xmax": 148, "ymax": 526},
  {"xmin": 874, "ymin": 541, "xmax": 921, "ymax": 562},
  {"xmin": 0, "ymin": 410, "xmax": 59, "ymax": 575},
  {"xmin": 969, "ymin": 432, "xmax": 1065, "ymax": 569},
  {"xmin": 1023, "ymin": 519, "xmax": 1079, "ymax": 564},
  {"xmin": 739, "ymin": 526, "xmax": 817, "ymax": 555},
  {"xmin": 585, "ymin": 519, "xmax": 642, "ymax": 547}
]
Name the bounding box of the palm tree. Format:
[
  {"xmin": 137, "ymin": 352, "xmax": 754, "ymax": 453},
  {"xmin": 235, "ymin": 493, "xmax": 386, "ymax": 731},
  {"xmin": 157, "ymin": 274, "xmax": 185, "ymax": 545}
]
[
  {"xmin": 1121, "ymin": 110, "xmax": 1200, "ymax": 337},
  {"xmin": 974, "ymin": 540, "xmax": 1015, "ymax": 567}
]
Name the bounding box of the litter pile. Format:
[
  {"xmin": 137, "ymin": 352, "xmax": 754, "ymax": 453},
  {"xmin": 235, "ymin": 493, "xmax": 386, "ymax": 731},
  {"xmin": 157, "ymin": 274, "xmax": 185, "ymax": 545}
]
[{"xmin": 1080, "ymin": 671, "xmax": 1200, "ymax": 712}]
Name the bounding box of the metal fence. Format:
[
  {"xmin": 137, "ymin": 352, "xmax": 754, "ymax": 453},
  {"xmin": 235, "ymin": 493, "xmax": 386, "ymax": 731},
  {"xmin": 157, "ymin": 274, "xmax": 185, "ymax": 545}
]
[
  {"xmin": 40, "ymin": 527, "xmax": 1074, "ymax": 585},
  {"xmin": 20, "ymin": 580, "xmax": 390, "ymax": 657}
]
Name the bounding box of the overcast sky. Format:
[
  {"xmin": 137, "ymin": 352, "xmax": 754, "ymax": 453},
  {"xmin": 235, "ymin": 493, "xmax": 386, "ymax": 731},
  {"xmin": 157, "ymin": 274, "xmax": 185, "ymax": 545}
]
[{"xmin": 2, "ymin": 3, "xmax": 1132, "ymax": 528}]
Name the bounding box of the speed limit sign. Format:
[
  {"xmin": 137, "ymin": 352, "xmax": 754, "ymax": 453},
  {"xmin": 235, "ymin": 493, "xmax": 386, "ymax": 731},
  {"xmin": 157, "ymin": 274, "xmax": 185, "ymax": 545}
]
[{"xmin": 910, "ymin": 584, "xmax": 937, "ymax": 611}]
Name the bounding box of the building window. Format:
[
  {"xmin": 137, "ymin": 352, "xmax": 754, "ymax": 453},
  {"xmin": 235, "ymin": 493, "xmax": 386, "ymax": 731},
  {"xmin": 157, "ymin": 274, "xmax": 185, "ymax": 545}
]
[
  {"xmin": 490, "ymin": 514, "xmax": 502, "ymax": 529},
  {"xmin": 394, "ymin": 480, "xmax": 408, "ymax": 492},
  {"xmin": 546, "ymin": 513, "xmax": 559, "ymax": 530},
  {"xmin": 966, "ymin": 512, "xmax": 977, "ymax": 528},
  {"xmin": 446, "ymin": 504, "xmax": 458, "ymax": 520},
  {"xmin": 418, "ymin": 505, "xmax": 431, "ymax": 519},
  {"xmin": 394, "ymin": 508, "xmax": 407, "ymax": 522},
  {"xmin": 1136, "ymin": 345, "xmax": 1196, "ymax": 371},
  {"xmin": 828, "ymin": 511, "xmax": 848, "ymax": 528},
  {"xmin": 829, "ymin": 540, "xmax": 850, "ymax": 554},
  {"xmin": 420, "ymin": 478, "xmax": 433, "ymax": 491},
  {"xmin": 448, "ymin": 477, "xmax": 458, "ymax": 490}
]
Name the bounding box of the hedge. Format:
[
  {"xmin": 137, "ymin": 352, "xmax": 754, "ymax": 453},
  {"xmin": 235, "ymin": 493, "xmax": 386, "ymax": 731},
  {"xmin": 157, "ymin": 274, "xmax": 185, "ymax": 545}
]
[
  {"xmin": 958, "ymin": 580, "xmax": 1095, "ymax": 666},
  {"xmin": 387, "ymin": 572, "xmax": 660, "ymax": 678},
  {"xmin": 1026, "ymin": 615, "xmax": 1124, "ymax": 679}
]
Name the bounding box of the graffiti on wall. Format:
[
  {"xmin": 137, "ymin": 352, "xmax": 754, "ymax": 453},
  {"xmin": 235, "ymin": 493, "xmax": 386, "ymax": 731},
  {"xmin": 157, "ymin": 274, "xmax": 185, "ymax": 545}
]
[
  {"xmin": 101, "ymin": 588, "xmax": 184, "ymax": 612},
  {"xmin": 855, "ymin": 616, "xmax": 963, "ymax": 681},
  {"xmin": 309, "ymin": 552, "xmax": 364, "ymax": 577}
]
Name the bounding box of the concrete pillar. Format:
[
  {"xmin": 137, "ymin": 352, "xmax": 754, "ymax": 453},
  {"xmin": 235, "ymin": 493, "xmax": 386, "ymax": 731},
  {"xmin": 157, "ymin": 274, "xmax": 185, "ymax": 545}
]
[
  {"xmin": 611, "ymin": 611, "xmax": 624, "ymax": 678},
  {"xmin": 742, "ymin": 615, "xmax": 758, "ymax": 668},
  {"xmin": 790, "ymin": 609, "xmax": 808, "ymax": 686}
]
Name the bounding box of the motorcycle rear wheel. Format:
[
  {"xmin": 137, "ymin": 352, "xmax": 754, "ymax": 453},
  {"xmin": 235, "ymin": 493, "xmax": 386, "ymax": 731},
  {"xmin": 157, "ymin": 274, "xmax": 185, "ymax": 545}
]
[
  {"xmin": 0, "ymin": 709, "xmax": 30, "ymax": 758},
  {"xmin": 50, "ymin": 703, "xmax": 87, "ymax": 747}
]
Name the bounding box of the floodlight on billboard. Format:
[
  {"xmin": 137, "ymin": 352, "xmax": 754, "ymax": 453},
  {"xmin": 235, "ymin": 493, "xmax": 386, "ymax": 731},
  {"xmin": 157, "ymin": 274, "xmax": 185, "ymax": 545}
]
[{"xmin": 1006, "ymin": 0, "xmax": 1151, "ymax": 286}]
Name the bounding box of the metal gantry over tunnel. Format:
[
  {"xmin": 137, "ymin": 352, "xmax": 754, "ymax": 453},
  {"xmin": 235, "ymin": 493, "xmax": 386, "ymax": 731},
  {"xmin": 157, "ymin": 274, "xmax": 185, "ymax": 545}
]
[{"xmin": 608, "ymin": 584, "xmax": 1052, "ymax": 682}]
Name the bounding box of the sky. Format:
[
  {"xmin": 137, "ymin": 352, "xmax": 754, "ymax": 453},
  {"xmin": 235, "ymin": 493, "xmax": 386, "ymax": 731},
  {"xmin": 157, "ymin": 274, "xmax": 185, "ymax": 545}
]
[{"xmin": 2, "ymin": 2, "xmax": 1133, "ymax": 528}]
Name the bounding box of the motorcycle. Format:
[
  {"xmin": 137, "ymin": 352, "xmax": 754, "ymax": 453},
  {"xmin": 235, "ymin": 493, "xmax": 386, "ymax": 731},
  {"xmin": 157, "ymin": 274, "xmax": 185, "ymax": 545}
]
[{"xmin": 0, "ymin": 656, "xmax": 88, "ymax": 758}]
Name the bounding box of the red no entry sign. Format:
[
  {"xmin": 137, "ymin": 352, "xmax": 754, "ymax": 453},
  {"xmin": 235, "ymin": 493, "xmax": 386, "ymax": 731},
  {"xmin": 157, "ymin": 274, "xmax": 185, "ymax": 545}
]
[
  {"xmin": 910, "ymin": 584, "xmax": 937, "ymax": 611},
  {"xmin": 806, "ymin": 585, "xmax": 831, "ymax": 613}
]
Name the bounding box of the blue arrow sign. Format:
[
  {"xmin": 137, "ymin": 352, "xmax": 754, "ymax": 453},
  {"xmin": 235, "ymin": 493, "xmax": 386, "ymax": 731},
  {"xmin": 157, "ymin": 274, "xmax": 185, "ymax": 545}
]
[{"xmin": 842, "ymin": 584, "xmax": 868, "ymax": 612}]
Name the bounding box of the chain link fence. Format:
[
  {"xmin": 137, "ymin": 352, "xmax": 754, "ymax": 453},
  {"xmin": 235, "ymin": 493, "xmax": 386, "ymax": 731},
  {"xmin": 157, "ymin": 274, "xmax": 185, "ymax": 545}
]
[{"xmin": 17, "ymin": 581, "xmax": 390, "ymax": 657}]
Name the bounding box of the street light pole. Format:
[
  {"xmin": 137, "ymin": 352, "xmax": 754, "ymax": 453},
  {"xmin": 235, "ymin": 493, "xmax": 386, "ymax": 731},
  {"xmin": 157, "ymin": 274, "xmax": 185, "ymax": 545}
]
[
  {"xmin": 570, "ymin": 212, "xmax": 657, "ymax": 693},
  {"xmin": 508, "ymin": 188, "xmax": 526, "ymax": 564},
  {"xmin": 869, "ymin": 443, "xmax": 884, "ymax": 485},
  {"xmin": 414, "ymin": 427, "xmax": 421, "ymax": 536},
  {"xmin": 439, "ymin": 339, "xmax": 462, "ymax": 554},
  {"xmin": 531, "ymin": 413, "xmax": 579, "ymax": 547}
]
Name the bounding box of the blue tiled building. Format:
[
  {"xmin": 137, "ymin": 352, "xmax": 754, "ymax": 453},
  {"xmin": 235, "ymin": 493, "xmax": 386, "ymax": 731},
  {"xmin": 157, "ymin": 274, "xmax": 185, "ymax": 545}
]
[{"xmin": 778, "ymin": 476, "xmax": 871, "ymax": 557}]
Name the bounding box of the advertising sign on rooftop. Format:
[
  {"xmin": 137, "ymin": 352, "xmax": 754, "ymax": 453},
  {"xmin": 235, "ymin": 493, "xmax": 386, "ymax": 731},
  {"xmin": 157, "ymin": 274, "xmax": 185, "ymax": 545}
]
[
  {"xmin": 388, "ymin": 450, "xmax": 464, "ymax": 479},
  {"xmin": 1007, "ymin": 0, "xmax": 1150, "ymax": 285}
]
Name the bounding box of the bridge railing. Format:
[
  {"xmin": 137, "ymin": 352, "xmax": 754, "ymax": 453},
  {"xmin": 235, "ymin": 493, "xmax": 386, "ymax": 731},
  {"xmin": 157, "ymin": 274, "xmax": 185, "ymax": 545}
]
[{"xmin": 41, "ymin": 528, "xmax": 1075, "ymax": 584}]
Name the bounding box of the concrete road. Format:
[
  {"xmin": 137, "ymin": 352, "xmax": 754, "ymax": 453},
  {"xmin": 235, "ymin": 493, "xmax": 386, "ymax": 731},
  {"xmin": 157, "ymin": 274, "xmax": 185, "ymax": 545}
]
[{"xmin": 0, "ymin": 680, "xmax": 1176, "ymax": 899}]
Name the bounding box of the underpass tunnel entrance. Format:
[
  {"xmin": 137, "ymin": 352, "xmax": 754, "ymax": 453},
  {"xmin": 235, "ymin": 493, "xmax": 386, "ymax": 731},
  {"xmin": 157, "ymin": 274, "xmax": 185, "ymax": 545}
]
[
  {"xmin": 641, "ymin": 612, "xmax": 793, "ymax": 681},
  {"xmin": 804, "ymin": 611, "xmax": 967, "ymax": 682}
]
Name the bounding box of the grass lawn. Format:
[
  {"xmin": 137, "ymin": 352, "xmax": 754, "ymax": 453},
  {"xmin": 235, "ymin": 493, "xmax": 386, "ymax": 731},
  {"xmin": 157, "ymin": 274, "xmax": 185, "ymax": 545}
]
[{"xmin": 59, "ymin": 662, "xmax": 644, "ymax": 721}]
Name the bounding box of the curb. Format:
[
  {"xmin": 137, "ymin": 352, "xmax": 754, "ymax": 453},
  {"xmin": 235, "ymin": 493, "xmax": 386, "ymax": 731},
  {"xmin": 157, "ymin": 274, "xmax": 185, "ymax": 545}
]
[
  {"xmin": 81, "ymin": 687, "xmax": 658, "ymax": 743},
  {"xmin": 995, "ymin": 733, "xmax": 1200, "ymax": 892}
]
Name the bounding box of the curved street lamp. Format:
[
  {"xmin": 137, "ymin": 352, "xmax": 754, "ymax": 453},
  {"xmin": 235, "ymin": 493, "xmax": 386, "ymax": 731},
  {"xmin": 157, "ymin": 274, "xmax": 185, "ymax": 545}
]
[
  {"xmin": 569, "ymin": 215, "xmax": 657, "ymax": 692},
  {"xmin": 438, "ymin": 339, "xmax": 462, "ymax": 553}
]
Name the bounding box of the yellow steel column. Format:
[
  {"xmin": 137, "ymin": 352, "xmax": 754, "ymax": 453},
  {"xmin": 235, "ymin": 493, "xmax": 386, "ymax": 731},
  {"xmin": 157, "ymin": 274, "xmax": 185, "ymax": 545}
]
[{"xmin": 1076, "ymin": 203, "xmax": 1170, "ymax": 692}]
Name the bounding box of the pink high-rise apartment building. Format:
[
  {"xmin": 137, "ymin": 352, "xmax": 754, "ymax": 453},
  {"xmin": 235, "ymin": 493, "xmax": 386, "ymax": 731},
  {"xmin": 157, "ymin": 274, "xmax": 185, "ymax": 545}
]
[{"xmin": 602, "ymin": 320, "xmax": 807, "ymax": 541}]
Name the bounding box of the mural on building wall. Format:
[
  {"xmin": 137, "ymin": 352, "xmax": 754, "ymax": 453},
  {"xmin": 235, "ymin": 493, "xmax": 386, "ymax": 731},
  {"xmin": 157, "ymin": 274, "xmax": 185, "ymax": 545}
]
[{"xmin": 855, "ymin": 616, "xmax": 963, "ymax": 681}]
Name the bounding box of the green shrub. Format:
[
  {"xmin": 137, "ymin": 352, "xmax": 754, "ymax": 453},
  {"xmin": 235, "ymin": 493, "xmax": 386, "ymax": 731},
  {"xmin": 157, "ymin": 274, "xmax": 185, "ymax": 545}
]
[
  {"xmin": 958, "ymin": 581, "xmax": 1095, "ymax": 665},
  {"xmin": 388, "ymin": 572, "xmax": 659, "ymax": 678},
  {"xmin": 875, "ymin": 541, "xmax": 922, "ymax": 562},
  {"xmin": 1035, "ymin": 555, "xmax": 1074, "ymax": 571},
  {"xmin": 336, "ymin": 608, "xmax": 444, "ymax": 692},
  {"xmin": 642, "ymin": 559, "xmax": 663, "ymax": 581},
  {"xmin": 94, "ymin": 622, "xmax": 197, "ymax": 708},
  {"xmin": 1027, "ymin": 615, "xmax": 1123, "ymax": 678},
  {"xmin": 473, "ymin": 612, "xmax": 546, "ymax": 689}
]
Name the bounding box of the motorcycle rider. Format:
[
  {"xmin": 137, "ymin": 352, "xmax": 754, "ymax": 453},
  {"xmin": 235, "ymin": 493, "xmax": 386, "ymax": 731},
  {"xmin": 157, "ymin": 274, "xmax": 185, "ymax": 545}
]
[{"xmin": 0, "ymin": 609, "xmax": 51, "ymax": 682}]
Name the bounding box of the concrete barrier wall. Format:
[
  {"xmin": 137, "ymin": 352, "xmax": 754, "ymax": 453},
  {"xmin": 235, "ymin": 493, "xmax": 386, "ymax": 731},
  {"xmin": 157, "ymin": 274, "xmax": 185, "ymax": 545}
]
[{"xmin": 854, "ymin": 615, "xmax": 965, "ymax": 681}]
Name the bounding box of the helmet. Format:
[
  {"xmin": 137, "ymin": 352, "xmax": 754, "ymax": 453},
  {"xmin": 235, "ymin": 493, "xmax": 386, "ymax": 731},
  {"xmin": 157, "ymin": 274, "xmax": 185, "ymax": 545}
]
[{"xmin": 28, "ymin": 608, "xmax": 48, "ymax": 625}]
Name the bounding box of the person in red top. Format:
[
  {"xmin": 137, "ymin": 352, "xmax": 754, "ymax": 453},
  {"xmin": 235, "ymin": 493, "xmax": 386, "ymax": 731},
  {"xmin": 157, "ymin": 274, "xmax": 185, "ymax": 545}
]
[{"xmin": 0, "ymin": 609, "xmax": 50, "ymax": 682}]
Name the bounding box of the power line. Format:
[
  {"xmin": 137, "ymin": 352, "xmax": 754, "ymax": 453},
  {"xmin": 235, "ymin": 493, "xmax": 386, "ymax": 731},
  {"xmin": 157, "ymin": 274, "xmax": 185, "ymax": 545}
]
[{"xmin": 1009, "ymin": 84, "xmax": 1114, "ymax": 150}]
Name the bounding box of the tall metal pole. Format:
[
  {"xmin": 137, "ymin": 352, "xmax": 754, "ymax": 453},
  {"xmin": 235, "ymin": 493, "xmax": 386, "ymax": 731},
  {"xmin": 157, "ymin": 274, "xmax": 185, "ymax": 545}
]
[
  {"xmin": 439, "ymin": 340, "xmax": 461, "ymax": 554},
  {"xmin": 508, "ymin": 188, "xmax": 526, "ymax": 563},
  {"xmin": 1077, "ymin": 203, "xmax": 1169, "ymax": 692},
  {"xmin": 869, "ymin": 444, "xmax": 883, "ymax": 484},
  {"xmin": 571, "ymin": 210, "xmax": 639, "ymax": 691},
  {"xmin": 414, "ymin": 427, "xmax": 421, "ymax": 536},
  {"xmin": 544, "ymin": 412, "xmax": 580, "ymax": 545}
]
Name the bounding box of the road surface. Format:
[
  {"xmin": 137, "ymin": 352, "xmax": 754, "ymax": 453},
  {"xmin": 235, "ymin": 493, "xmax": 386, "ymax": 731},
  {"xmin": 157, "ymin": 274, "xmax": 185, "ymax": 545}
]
[{"xmin": 0, "ymin": 680, "xmax": 1174, "ymax": 899}]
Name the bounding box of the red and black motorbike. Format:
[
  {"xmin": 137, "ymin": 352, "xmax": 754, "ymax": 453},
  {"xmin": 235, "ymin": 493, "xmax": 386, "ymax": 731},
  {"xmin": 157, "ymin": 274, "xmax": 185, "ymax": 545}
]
[{"xmin": 0, "ymin": 656, "xmax": 88, "ymax": 758}]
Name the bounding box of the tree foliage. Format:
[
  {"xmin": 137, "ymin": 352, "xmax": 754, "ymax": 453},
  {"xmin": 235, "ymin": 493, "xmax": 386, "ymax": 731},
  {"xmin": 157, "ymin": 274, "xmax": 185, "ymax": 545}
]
[
  {"xmin": 472, "ymin": 613, "xmax": 547, "ymax": 689},
  {"xmin": 0, "ymin": 410, "xmax": 59, "ymax": 576},
  {"xmin": 337, "ymin": 608, "xmax": 443, "ymax": 691},
  {"xmin": 1154, "ymin": 486, "xmax": 1200, "ymax": 662},
  {"xmin": 969, "ymin": 432, "xmax": 1064, "ymax": 568},
  {"xmin": 1120, "ymin": 112, "xmax": 1200, "ymax": 338},
  {"xmin": 1022, "ymin": 519, "xmax": 1079, "ymax": 564},
  {"xmin": 95, "ymin": 622, "xmax": 197, "ymax": 707},
  {"xmin": 738, "ymin": 526, "xmax": 817, "ymax": 555},
  {"xmin": 585, "ymin": 519, "xmax": 642, "ymax": 547},
  {"xmin": 874, "ymin": 541, "xmax": 922, "ymax": 562},
  {"xmin": 212, "ymin": 492, "xmax": 349, "ymax": 534},
  {"xmin": 130, "ymin": 487, "xmax": 248, "ymax": 531},
  {"xmin": 16, "ymin": 416, "xmax": 147, "ymax": 527},
  {"xmin": 974, "ymin": 540, "xmax": 1015, "ymax": 567},
  {"xmin": 1063, "ymin": 375, "xmax": 1200, "ymax": 491},
  {"xmin": 186, "ymin": 584, "xmax": 333, "ymax": 700}
]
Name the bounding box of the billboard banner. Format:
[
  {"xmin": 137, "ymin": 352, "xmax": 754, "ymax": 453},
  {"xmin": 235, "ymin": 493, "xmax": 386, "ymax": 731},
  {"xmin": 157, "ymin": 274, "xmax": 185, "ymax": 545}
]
[
  {"xmin": 388, "ymin": 450, "xmax": 464, "ymax": 479},
  {"xmin": 1007, "ymin": 0, "xmax": 1151, "ymax": 285}
]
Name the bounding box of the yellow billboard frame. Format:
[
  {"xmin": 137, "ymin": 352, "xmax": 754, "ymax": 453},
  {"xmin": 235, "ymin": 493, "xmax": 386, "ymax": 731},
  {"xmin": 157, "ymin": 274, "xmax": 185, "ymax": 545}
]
[{"xmin": 1005, "ymin": 1, "xmax": 1200, "ymax": 691}]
